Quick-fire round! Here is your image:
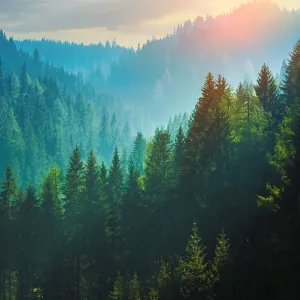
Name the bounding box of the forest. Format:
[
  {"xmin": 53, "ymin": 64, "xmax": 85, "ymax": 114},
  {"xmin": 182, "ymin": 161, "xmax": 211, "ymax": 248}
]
[{"xmin": 1, "ymin": 1, "xmax": 300, "ymax": 300}]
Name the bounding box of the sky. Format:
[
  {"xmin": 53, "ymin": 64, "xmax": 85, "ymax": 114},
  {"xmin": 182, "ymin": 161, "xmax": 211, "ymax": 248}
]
[{"xmin": 1, "ymin": 0, "xmax": 300, "ymax": 48}]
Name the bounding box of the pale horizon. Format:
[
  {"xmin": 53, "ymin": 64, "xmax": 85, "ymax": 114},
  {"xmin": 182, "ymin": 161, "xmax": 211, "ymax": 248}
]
[{"xmin": 1, "ymin": 0, "xmax": 300, "ymax": 49}]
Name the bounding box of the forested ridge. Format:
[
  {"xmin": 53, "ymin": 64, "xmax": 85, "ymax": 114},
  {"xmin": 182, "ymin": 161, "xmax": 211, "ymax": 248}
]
[
  {"xmin": 1, "ymin": 28, "xmax": 190, "ymax": 187},
  {"xmin": 1, "ymin": 9, "xmax": 300, "ymax": 296},
  {"xmin": 14, "ymin": 2, "xmax": 300, "ymax": 124}
]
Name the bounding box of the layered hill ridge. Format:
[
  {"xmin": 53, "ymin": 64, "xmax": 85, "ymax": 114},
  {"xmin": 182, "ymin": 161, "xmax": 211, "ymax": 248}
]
[{"xmin": 12, "ymin": 1, "xmax": 300, "ymax": 124}]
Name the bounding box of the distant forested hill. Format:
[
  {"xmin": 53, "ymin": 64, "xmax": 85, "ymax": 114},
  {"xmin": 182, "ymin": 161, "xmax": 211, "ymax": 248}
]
[
  {"xmin": 1, "ymin": 31, "xmax": 185, "ymax": 187},
  {"xmin": 15, "ymin": 38, "xmax": 133, "ymax": 76},
  {"xmin": 14, "ymin": 2, "xmax": 300, "ymax": 124}
]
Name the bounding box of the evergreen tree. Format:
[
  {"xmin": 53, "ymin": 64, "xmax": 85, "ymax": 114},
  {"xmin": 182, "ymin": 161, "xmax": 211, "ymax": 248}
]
[
  {"xmin": 178, "ymin": 223, "xmax": 208, "ymax": 299},
  {"xmin": 109, "ymin": 273, "xmax": 125, "ymax": 300},
  {"xmin": 120, "ymin": 159, "xmax": 141, "ymax": 272},
  {"xmin": 173, "ymin": 125, "xmax": 185, "ymax": 180},
  {"xmin": 10, "ymin": 72, "xmax": 20, "ymax": 104},
  {"xmin": 0, "ymin": 165, "xmax": 17, "ymax": 298},
  {"xmin": 19, "ymin": 184, "xmax": 39, "ymax": 300},
  {"xmin": 254, "ymin": 63, "xmax": 279, "ymax": 113},
  {"xmin": 63, "ymin": 145, "xmax": 84, "ymax": 235},
  {"xmin": 128, "ymin": 273, "xmax": 141, "ymax": 300},
  {"xmin": 84, "ymin": 149, "xmax": 99, "ymax": 203},
  {"xmin": 0, "ymin": 57, "xmax": 6, "ymax": 98},
  {"xmin": 108, "ymin": 147, "xmax": 124, "ymax": 203},
  {"xmin": 281, "ymin": 40, "xmax": 300, "ymax": 105},
  {"xmin": 144, "ymin": 128, "xmax": 173, "ymax": 202},
  {"xmin": 0, "ymin": 165, "xmax": 17, "ymax": 220},
  {"xmin": 99, "ymin": 106, "xmax": 110, "ymax": 162},
  {"xmin": 131, "ymin": 132, "xmax": 147, "ymax": 174},
  {"xmin": 110, "ymin": 113, "xmax": 119, "ymax": 149},
  {"xmin": 212, "ymin": 231, "xmax": 230, "ymax": 283}
]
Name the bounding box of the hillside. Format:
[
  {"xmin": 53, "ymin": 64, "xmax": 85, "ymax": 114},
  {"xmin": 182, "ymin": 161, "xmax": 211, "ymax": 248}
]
[{"xmin": 13, "ymin": 2, "xmax": 300, "ymax": 124}]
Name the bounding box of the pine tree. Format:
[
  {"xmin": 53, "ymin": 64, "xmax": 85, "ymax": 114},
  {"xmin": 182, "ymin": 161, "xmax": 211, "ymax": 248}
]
[
  {"xmin": 128, "ymin": 273, "xmax": 141, "ymax": 300},
  {"xmin": 10, "ymin": 72, "xmax": 20, "ymax": 104},
  {"xmin": 63, "ymin": 145, "xmax": 84, "ymax": 234},
  {"xmin": 110, "ymin": 113, "xmax": 119, "ymax": 149},
  {"xmin": 254, "ymin": 63, "xmax": 279, "ymax": 113},
  {"xmin": 106, "ymin": 148, "xmax": 123, "ymax": 270},
  {"xmin": 98, "ymin": 161, "xmax": 108, "ymax": 202},
  {"xmin": 147, "ymin": 288, "xmax": 159, "ymax": 300},
  {"xmin": 157, "ymin": 261, "xmax": 171, "ymax": 298},
  {"xmin": 215, "ymin": 74, "xmax": 227, "ymax": 99},
  {"xmin": 0, "ymin": 165, "xmax": 17, "ymax": 298},
  {"xmin": 109, "ymin": 273, "xmax": 125, "ymax": 300},
  {"xmin": 0, "ymin": 165, "xmax": 17, "ymax": 220},
  {"xmin": 0, "ymin": 57, "xmax": 6, "ymax": 98},
  {"xmin": 121, "ymin": 148, "xmax": 128, "ymax": 176},
  {"xmin": 19, "ymin": 184, "xmax": 39, "ymax": 300},
  {"xmin": 173, "ymin": 125, "xmax": 185, "ymax": 180},
  {"xmin": 84, "ymin": 149, "xmax": 99, "ymax": 203},
  {"xmin": 21, "ymin": 63, "xmax": 31, "ymax": 95},
  {"xmin": 177, "ymin": 223, "xmax": 208, "ymax": 299},
  {"xmin": 281, "ymin": 40, "xmax": 300, "ymax": 105},
  {"xmin": 131, "ymin": 132, "xmax": 147, "ymax": 174},
  {"xmin": 144, "ymin": 128, "xmax": 173, "ymax": 202},
  {"xmin": 119, "ymin": 159, "xmax": 141, "ymax": 272},
  {"xmin": 108, "ymin": 147, "xmax": 124, "ymax": 203},
  {"xmin": 184, "ymin": 72, "xmax": 216, "ymax": 179},
  {"xmin": 212, "ymin": 231, "xmax": 230, "ymax": 276},
  {"xmin": 39, "ymin": 167, "xmax": 63, "ymax": 300},
  {"xmin": 99, "ymin": 106, "xmax": 110, "ymax": 162}
]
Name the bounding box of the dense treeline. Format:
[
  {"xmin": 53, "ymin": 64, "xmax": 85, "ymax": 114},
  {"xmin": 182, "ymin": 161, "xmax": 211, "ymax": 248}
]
[
  {"xmin": 1, "ymin": 36, "xmax": 300, "ymax": 299},
  {"xmin": 0, "ymin": 30, "xmax": 189, "ymax": 187},
  {"xmin": 0, "ymin": 54, "xmax": 137, "ymax": 187},
  {"xmin": 15, "ymin": 39, "xmax": 132, "ymax": 76}
]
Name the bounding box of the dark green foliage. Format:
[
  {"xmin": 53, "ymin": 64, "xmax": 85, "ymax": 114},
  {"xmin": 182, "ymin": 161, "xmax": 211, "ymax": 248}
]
[
  {"xmin": 84, "ymin": 149, "xmax": 99, "ymax": 203},
  {"xmin": 108, "ymin": 148, "xmax": 124, "ymax": 203},
  {"xmin": 177, "ymin": 223, "xmax": 209, "ymax": 299},
  {"xmin": 131, "ymin": 132, "xmax": 147, "ymax": 174},
  {"xmin": 281, "ymin": 40, "xmax": 300, "ymax": 105},
  {"xmin": 254, "ymin": 63, "xmax": 279, "ymax": 113}
]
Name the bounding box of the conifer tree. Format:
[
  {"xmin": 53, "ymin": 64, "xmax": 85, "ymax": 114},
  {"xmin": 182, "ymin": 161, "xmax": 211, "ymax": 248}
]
[
  {"xmin": 109, "ymin": 273, "xmax": 125, "ymax": 300},
  {"xmin": 63, "ymin": 145, "xmax": 84, "ymax": 235},
  {"xmin": 254, "ymin": 63, "xmax": 279, "ymax": 113},
  {"xmin": 110, "ymin": 113, "xmax": 119, "ymax": 149},
  {"xmin": 128, "ymin": 273, "xmax": 141, "ymax": 300},
  {"xmin": 212, "ymin": 231, "xmax": 230, "ymax": 283},
  {"xmin": 215, "ymin": 74, "xmax": 227, "ymax": 99},
  {"xmin": 108, "ymin": 147, "xmax": 124, "ymax": 203},
  {"xmin": 84, "ymin": 149, "xmax": 98, "ymax": 203},
  {"xmin": 173, "ymin": 125, "xmax": 185, "ymax": 180},
  {"xmin": 0, "ymin": 165, "xmax": 17, "ymax": 297},
  {"xmin": 106, "ymin": 148, "xmax": 123, "ymax": 270},
  {"xmin": 0, "ymin": 165, "xmax": 17, "ymax": 220},
  {"xmin": 147, "ymin": 288, "xmax": 159, "ymax": 300},
  {"xmin": 184, "ymin": 72, "xmax": 216, "ymax": 179},
  {"xmin": 39, "ymin": 168, "xmax": 63, "ymax": 300},
  {"xmin": 19, "ymin": 184, "xmax": 39, "ymax": 299},
  {"xmin": 99, "ymin": 106, "xmax": 110, "ymax": 162},
  {"xmin": 0, "ymin": 57, "xmax": 6, "ymax": 98},
  {"xmin": 178, "ymin": 223, "xmax": 208, "ymax": 299},
  {"xmin": 131, "ymin": 132, "xmax": 147, "ymax": 174},
  {"xmin": 281, "ymin": 40, "xmax": 300, "ymax": 105},
  {"xmin": 10, "ymin": 72, "xmax": 20, "ymax": 104},
  {"xmin": 98, "ymin": 161, "xmax": 108, "ymax": 202},
  {"xmin": 120, "ymin": 159, "xmax": 141, "ymax": 271},
  {"xmin": 144, "ymin": 128, "xmax": 173, "ymax": 201}
]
